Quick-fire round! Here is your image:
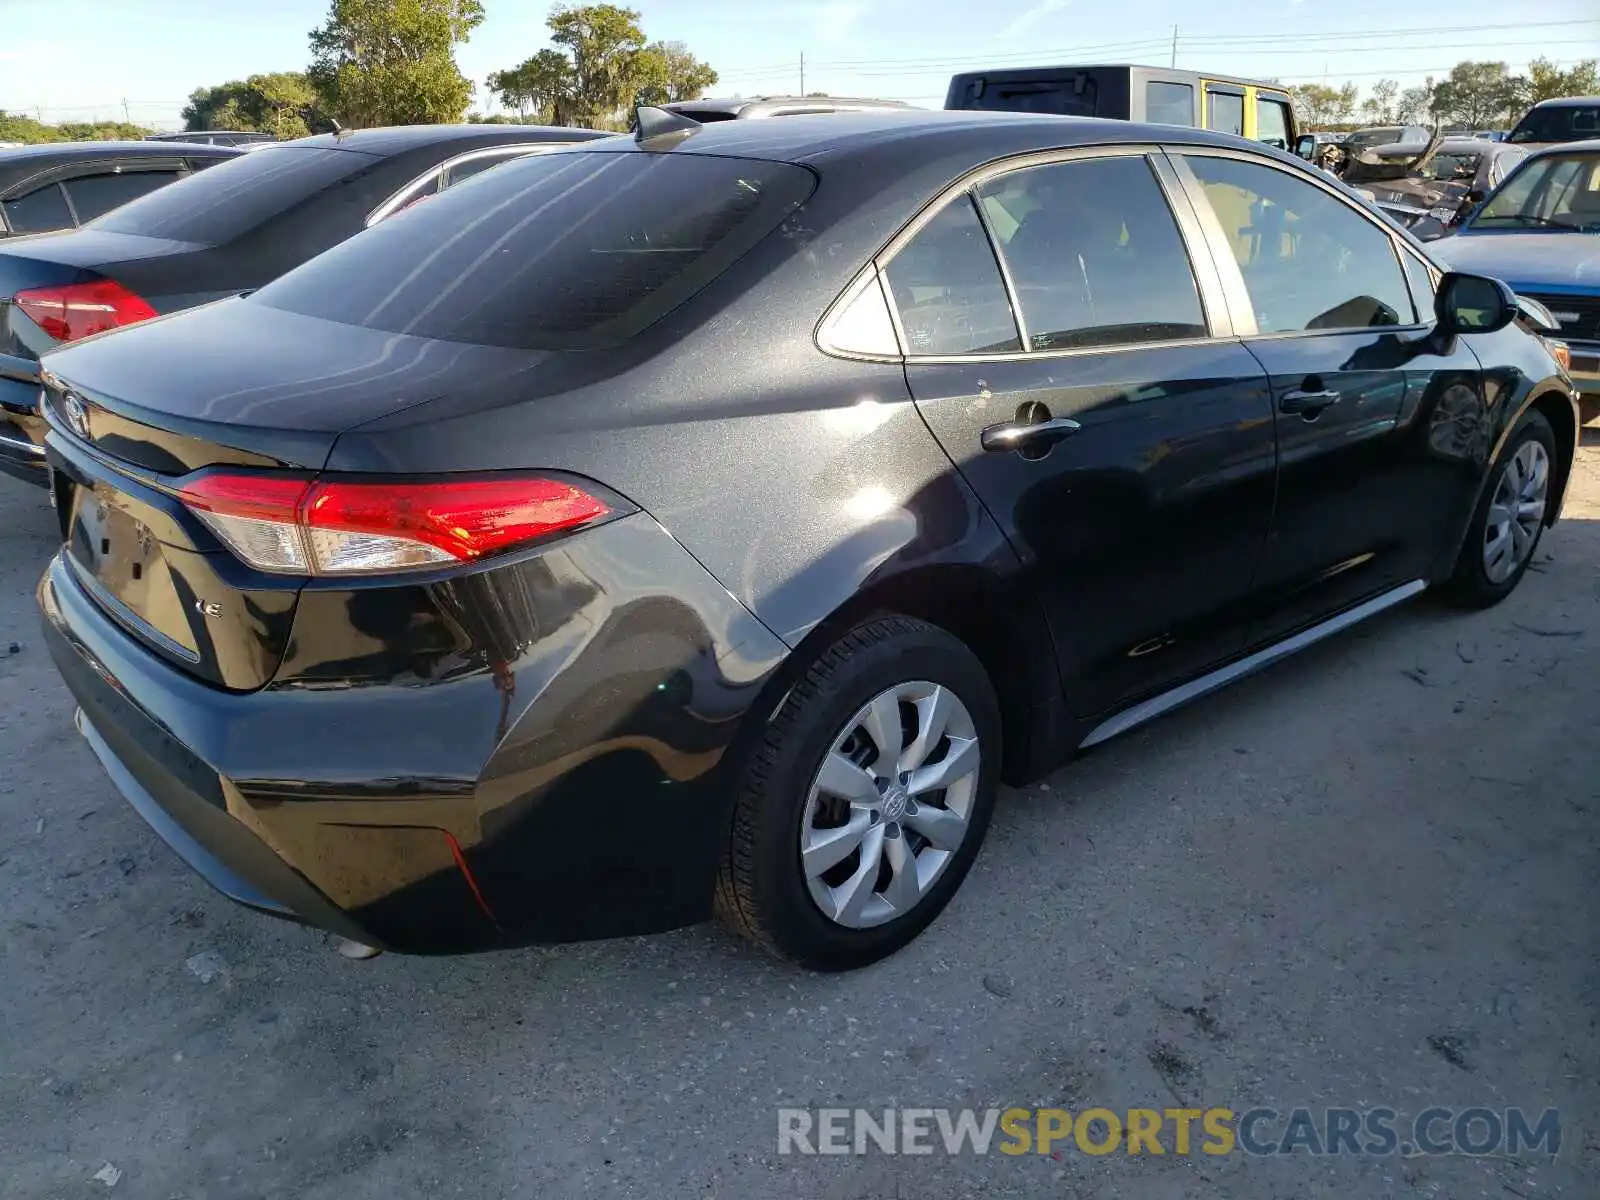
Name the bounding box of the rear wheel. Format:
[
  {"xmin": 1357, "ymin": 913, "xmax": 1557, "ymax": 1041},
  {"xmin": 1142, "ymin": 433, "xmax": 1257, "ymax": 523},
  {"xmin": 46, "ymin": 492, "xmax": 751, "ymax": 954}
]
[
  {"xmin": 1441, "ymin": 409, "xmax": 1555, "ymax": 608},
  {"xmin": 715, "ymin": 616, "xmax": 1000, "ymax": 970}
]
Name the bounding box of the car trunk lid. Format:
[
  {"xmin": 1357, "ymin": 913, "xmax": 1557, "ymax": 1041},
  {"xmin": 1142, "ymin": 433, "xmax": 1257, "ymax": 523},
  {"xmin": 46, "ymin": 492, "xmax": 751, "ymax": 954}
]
[{"xmin": 41, "ymin": 297, "xmax": 542, "ymax": 690}]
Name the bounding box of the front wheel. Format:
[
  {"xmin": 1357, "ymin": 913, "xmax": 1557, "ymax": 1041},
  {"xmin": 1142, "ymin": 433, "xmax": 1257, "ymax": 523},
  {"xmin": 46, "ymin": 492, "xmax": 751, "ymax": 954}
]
[
  {"xmin": 1441, "ymin": 409, "xmax": 1555, "ymax": 608},
  {"xmin": 715, "ymin": 616, "xmax": 1000, "ymax": 970}
]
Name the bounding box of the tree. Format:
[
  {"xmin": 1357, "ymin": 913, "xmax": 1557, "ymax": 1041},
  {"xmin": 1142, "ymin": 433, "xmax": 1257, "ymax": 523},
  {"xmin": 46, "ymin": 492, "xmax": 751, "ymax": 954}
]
[
  {"xmin": 487, "ymin": 49, "xmax": 574, "ymax": 123},
  {"xmin": 0, "ymin": 113, "xmax": 151, "ymax": 143},
  {"xmin": 182, "ymin": 73, "xmax": 326, "ymax": 138},
  {"xmin": 547, "ymin": 4, "xmax": 653, "ymax": 126},
  {"xmin": 308, "ymin": 0, "xmax": 485, "ymax": 127},
  {"xmin": 633, "ymin": 41, "xmax": 718, "ymax": 106},
  {"xmin": 1396, "ymin": 78, "xmax": 1436, "ymax": 124},
  {"xmin": 1429, "ymin": 61, "xmax": 1526, "ymax": 129},
  {"xmin": 1291, "ymin": 82, "xmax": 1358, "ymax": 128},
  {"xmin": 486, "ymin": 5, "xmax": 718, "ymax": 128},
  {"xmin": 1360, "ymin": 78, "xmax": 1399, "ymax": 126},
  {"xmin": 1526, "ymin": 57, "xmax": 1600, "ymax": 105}
]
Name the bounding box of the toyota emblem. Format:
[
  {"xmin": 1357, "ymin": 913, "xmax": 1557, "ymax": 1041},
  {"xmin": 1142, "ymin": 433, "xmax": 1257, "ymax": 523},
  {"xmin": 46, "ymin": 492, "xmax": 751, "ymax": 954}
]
[{"xmin": 63, "ymin": 392, "xmax": 90, "ymax": 440}]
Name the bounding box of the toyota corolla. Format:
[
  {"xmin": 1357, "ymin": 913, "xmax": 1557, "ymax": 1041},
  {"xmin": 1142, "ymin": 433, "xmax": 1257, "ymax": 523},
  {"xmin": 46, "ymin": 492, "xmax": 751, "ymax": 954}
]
[{"xmin": 36, "ymin": 109, "xmax": 1578, "ymax": 969}]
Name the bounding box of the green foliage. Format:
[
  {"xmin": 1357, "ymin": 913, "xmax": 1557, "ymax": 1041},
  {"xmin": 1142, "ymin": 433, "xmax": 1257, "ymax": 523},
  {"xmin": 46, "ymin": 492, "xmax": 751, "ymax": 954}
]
[
  {"xmin": 1430, "ymin": 61, "xmax": 1526, "ymax": 128},
  {"xmin": 634, "ymin": 41, "xmax": 719, "ymax": 107},
  {"xmin": 0, "ymin": 112, "xmax": 151, "ymax": 143},
  {"xmin": 1291, "ymin": 83, "xmax": 1359, "ymax": 128},
  {"xmin": 486, "ymin": 5, "xmax": 717, "ymax": 128},
  {"xmin": 308, "ymin": 0, "xmax": 485, "ymax": 127},
  {"xmin": 487, "ymin": 48, "xmax": 576, "ymax": 124},
  {"xmin": 182, "ymin": 72, "xmax": 326, "ymax": 138},
  {"xmin": 1360, "ymin": 79, "xmax": 1399, "ymax": 126},
  {"xmin": 1526, "ymin": 58, "xmax": 1599, "ymax": 105}
]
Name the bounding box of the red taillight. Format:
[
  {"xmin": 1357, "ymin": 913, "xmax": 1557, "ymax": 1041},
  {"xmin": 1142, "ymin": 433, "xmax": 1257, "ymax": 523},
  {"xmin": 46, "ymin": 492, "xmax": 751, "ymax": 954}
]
[
  {"xmin": 176, "ymin": 472, "xmax": 612, "ymax": 576},
  {"xmin": 14, "ymin": 280, "xmax": 158, "ymax": 344}
]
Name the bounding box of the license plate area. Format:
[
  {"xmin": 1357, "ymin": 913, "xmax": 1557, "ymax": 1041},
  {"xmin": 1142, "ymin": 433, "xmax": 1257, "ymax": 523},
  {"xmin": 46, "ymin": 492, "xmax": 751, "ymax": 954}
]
[{"xmin": 65, "ymin": 480, "xmax": 202, "ymax": 662}]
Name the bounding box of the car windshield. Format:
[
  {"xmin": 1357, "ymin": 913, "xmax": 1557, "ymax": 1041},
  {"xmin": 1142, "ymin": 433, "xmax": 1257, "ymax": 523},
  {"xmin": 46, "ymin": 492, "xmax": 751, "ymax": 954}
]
[
  {"xmin": 1508, "ymin": 104, "xmax": 1600, "ymax": 144},
  {"xmin": 1345, "ymin": 128, "xmax": 1407, "ymax": 153},
  {"xmin": 1418, "ymin": 152, "xmax": 1481, "ymax": 181},
  {"xmin": 250, "ymin": 150, "xmax": 817, "ymax": 350},
  {"xmin": 1473, "ymin": 153, "xmax": 1600, "ymax": 231}
]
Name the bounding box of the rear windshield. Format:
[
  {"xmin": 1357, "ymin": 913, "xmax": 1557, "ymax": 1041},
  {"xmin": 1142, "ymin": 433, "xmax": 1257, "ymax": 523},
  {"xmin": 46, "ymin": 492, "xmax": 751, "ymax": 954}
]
[
  {"xmin": 250, "ymin": 150, "xmax": 816, "ymax": 351},
  {"xmin": 950, "ymin": 74, "xmax": 1099, "ymax": 117},
  {"xmin": 1509, "ymin": 104, "xmax": 1600, "ymax": 144},
  {"xmin": 92, "ymin": 146, "xmax": 376, "ymax": 244}
]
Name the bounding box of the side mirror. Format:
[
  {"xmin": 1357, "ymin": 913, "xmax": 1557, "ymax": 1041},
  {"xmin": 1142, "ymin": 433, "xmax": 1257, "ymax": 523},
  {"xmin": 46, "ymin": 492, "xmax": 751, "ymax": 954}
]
[{"xmin": 1435, "ymin": 271, "xmax": 1518, "ymax": 335}]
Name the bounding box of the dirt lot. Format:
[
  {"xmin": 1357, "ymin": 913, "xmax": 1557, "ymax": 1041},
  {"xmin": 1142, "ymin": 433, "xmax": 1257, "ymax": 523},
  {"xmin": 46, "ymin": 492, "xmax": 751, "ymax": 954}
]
[{"xmin": 2, "ymin": 426, "xmax": 1597, "ymax": 1200}]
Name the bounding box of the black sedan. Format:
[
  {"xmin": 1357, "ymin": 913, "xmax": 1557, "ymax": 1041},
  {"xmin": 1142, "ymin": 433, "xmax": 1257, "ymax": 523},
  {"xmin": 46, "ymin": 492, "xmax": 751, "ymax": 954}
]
[
  {"xmin": 0, "ymin": 123, "xmax": 608, "ymax": 484},
  {"xmin": 0, "ymin": 140, "xmax": 239, "ymax": 240},
  {"xmin": 35, "ymin": 109, "xmax": 1579, "ymax": 970}
]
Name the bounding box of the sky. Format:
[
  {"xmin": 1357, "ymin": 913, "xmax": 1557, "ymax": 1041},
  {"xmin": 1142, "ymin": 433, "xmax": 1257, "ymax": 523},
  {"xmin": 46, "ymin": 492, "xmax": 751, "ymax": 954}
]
[{"xmin": 1, "ymin": 0, "xmax": 1597, "ymax": 129}]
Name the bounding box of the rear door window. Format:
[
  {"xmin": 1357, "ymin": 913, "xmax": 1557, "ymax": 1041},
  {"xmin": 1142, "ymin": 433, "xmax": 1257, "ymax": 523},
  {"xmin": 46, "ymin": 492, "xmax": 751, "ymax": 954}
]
[
  {"xmin": 62, "ymin": 170, "xmax": 183, "ymax": 223},
  {"xmin": 1256, "ymin": 97, "xmax": 1292, "ymax": 150},
  {"xmin": 2, "ymin": 183, "xmax": 74, "ymax": 232},
  {"xmin": 979, "ymin": 155, "xmax": 1208, "ymax": 350},
  {"xmin": 1206, "ymin": 90, "xmax": 1245, "ymax": 137},
  {"xmin": 92, "ymin": 146, "xmax": 377, "ymax": 243},
  {"xmin": 1146, "ymin": 82, "xmax": 1195, "ymax": 127},
  {"xmin": 251, "ymin": 151, "xmax": 817, "ymax": 351},
  {"xmin": 883, "ymin": 196, "xmax": 1021, "ymax": 356}
]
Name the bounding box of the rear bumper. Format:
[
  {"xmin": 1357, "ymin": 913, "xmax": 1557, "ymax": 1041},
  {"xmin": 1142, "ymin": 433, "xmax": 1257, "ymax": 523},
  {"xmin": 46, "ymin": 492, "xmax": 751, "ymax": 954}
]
[{"xmin": 38, "ymin": 514, "xmax": 789, "ymax": 954}]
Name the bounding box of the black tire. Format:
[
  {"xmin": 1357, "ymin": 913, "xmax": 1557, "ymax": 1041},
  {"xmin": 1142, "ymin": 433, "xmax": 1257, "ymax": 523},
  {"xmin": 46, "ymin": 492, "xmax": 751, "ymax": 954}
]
[
  {"xmin": 714, "ymin": 615, "xmax": 1001, "ymax": 971},
  {"xmin": 1440, "ymin": 408, "xmax": 1556, "ymax": 608}
]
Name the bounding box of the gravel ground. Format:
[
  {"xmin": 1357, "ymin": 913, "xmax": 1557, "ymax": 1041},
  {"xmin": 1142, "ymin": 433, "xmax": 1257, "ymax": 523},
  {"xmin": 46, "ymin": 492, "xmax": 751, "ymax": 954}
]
[{"xmin": 1, "ymin": 423, "xmax": 1597, "ymax": 1200}]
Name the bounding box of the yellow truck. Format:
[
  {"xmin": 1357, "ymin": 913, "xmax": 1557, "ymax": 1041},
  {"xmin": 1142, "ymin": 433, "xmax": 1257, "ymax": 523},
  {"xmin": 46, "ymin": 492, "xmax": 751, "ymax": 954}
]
[{"xmin": 945, "ymin": 64, "xmax": 1298, "ymax": 151}]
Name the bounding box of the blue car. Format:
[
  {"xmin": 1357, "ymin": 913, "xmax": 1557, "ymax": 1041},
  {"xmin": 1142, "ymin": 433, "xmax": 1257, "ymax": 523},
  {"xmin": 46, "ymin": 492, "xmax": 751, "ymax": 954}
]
[{"xmin": 1430, "ymin": 138, "xmax": 1600, "ymax": 405}]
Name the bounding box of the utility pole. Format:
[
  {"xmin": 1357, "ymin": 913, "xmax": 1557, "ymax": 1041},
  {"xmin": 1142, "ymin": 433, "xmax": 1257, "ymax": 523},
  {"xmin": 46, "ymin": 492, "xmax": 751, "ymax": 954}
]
[
  {"xmin": 121, "ymin": 97, "xmax": 130, "ymax": 122},
  {"xmin": 1170, "ymin": 26, "xmax": 1177, "ymax": 69},
  {"xmin": 800, "ymin": 52, "xmax": 805, "ymax": 96}
]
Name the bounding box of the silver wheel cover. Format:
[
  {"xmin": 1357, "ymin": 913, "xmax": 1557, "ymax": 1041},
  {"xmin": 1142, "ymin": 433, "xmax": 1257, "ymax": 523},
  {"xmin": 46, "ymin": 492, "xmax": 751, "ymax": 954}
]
[{"xmin": 799, "ymin": 680, "xmax": 981, "ymax": 929}]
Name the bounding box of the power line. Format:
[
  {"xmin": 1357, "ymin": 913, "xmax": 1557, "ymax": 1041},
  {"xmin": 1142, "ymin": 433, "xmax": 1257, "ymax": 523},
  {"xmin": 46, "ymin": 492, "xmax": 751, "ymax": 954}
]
[{"xmin": 716, "ymin": 17, "xmax": 1597, "ymax": 76}]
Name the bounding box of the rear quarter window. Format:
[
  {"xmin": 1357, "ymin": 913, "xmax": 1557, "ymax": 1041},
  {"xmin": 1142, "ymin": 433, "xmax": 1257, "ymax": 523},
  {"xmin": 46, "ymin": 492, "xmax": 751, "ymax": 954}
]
[
  {"xmin": 63, "ymin": 170, "xmax": 183, "ymax": 222},
  {"xmin": 250, "ymin": 151, "xmax": 817, "ymax": 351},
  {"xmin": 91, "ymin": 146, "xmax": 379, "ymax": 244}
]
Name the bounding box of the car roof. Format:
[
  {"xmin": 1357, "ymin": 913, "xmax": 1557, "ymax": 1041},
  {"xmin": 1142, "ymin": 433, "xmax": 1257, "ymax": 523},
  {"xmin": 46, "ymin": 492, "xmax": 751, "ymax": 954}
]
[
  {"xmin": 1527, "ymin": 137, "xmax": 1600, "ymax": 157},
  {"xmin": 589, "ymin": 107, "xmax": 1287, "ymax": 167},
  {"xmin": 1371, "ymin": 137, "xmax": 1506, "ymax": 156},
  {"xmin": 279, "ymin": 124, "xmax": 611, "ymax": 155},
  {"xmin": 668, "ymin": 96, "xmax": 913, "ymax": 115},
  {"xmin": 0, "ymin": 140, "xmax": 240, "ymax": 191},
  {"xmin": 948, "ymin": 63, "xmax": 1287, "ymax": 91},
  {"xmin": 1528, "ymin": 95, "xmax": 1600, "ymax": 109},
  {"xmin": 0, "ymin": 140, "xmax": 238, "ymax": 161},
  {"xmin": 145, "ymin": 130, "xmax": 267, "ymax": 138}
]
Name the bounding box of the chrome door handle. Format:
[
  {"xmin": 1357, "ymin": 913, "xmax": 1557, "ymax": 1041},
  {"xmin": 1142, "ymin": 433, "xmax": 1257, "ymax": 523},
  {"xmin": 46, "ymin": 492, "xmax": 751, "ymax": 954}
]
[
  {"xmin": 1280, "ymin": 388, "xmax": 1341, "ymax": 415},
  {"xmin": 980, "ymin": 415, "xmax": 1081, "ymax": 452}
]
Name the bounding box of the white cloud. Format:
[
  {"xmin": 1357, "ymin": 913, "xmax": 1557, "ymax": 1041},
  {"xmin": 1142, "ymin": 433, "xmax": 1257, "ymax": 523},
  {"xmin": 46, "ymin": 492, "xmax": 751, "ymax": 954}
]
[{"xmin": 1000, "ymin": 0, "xmax": 1071, "ymax": 39}]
